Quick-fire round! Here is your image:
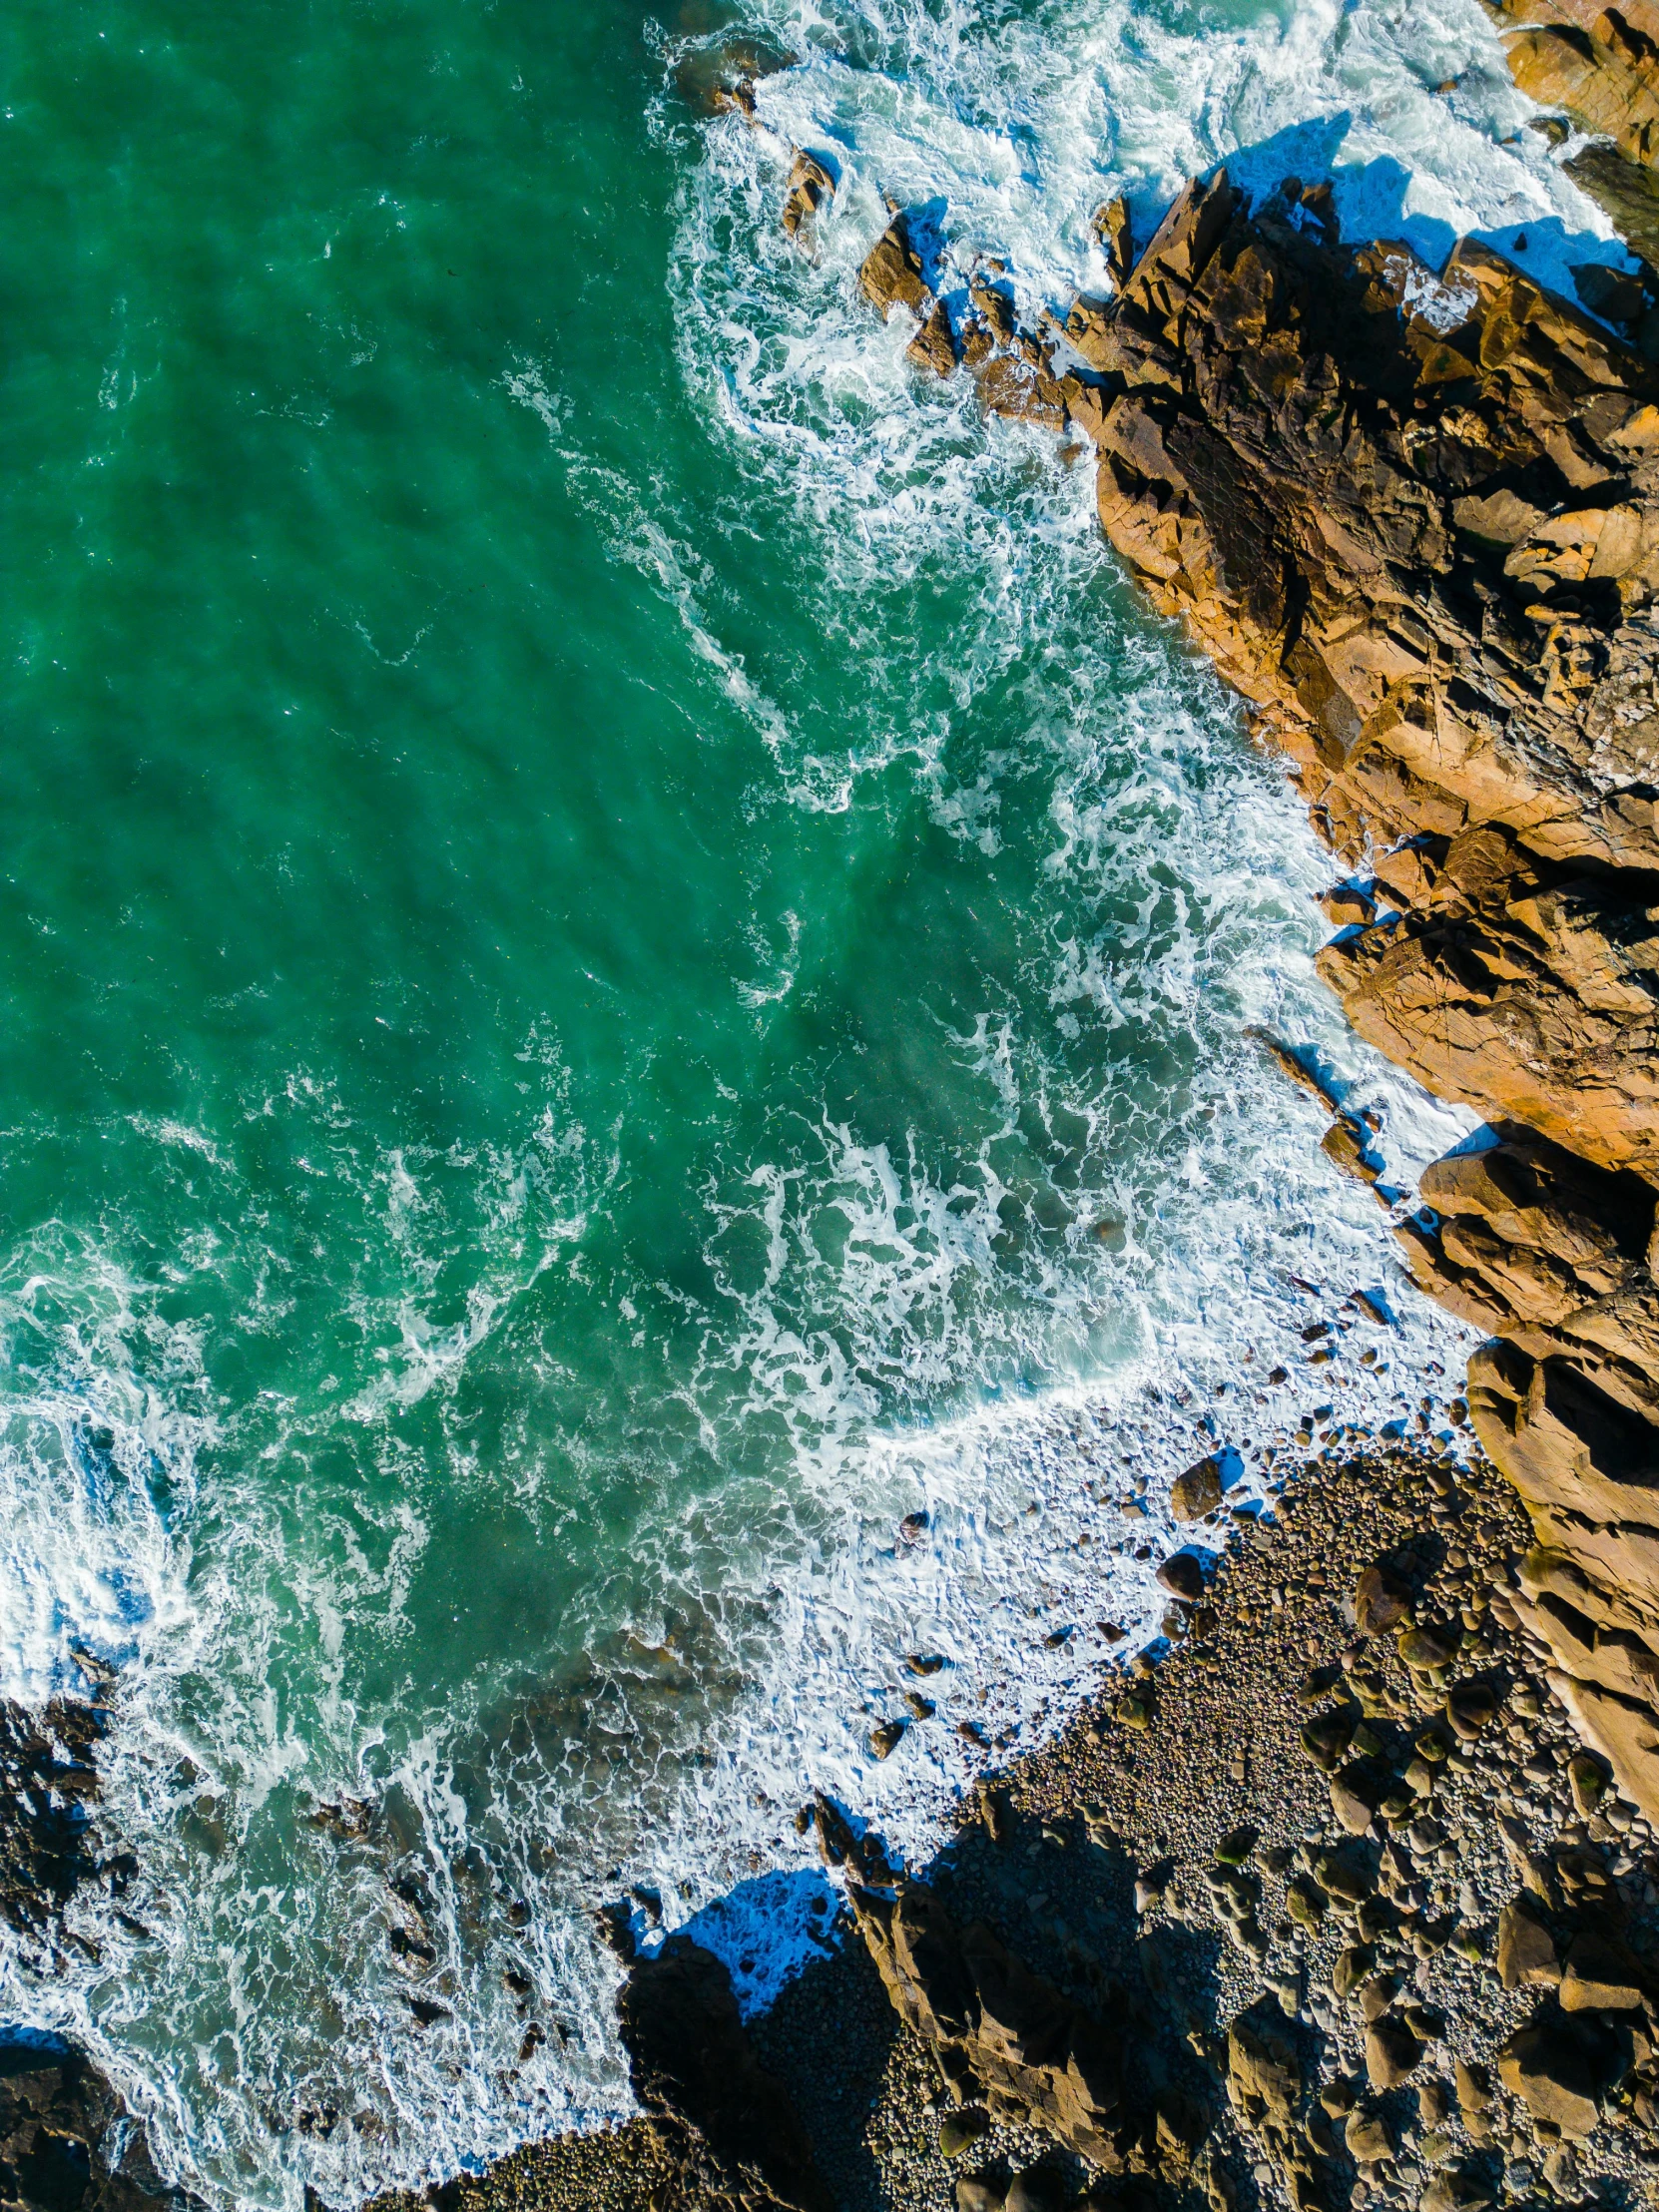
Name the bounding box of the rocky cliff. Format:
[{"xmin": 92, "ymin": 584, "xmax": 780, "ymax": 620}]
[
  {"xmin": 849, "ymin": 166, "xmax": 1659, "ymax": 1832},
  {"xmin": 1066, "ymin": 171, "xmax": 1659, "ymax": 1830}
]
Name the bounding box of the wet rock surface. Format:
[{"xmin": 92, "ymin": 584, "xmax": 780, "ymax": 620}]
[
  {"xmin": 0, "ymin": 2035, "xmax": 196, "ymax": 2212},
  {"xmin": 0, "ymin": 1698, "xmax": 109, "ymax": 1938},
  {"xmin": 0, "ymin": 1700, "xmax": 198, "ymax": 2212}
]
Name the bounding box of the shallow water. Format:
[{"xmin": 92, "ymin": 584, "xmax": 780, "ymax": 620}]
[{"xmin": 0, "ymin": 0, "xmax": 1606, "ymax": 2197}]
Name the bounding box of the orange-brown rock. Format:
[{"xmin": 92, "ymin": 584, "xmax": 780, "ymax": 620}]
[
  {"xmin": 845, "ymin": 1877, "xmax": 1124, "ymax": 2164},
  {"xmin": 1064, "ymin": 170, "xmax": 1659, "ymax": 1172},
  {"xmin": 782, "ymin": 151, "xmax": 834, "ymax": 250},
  {"xmin": 1052, "ymin": 170, "xmax": 1659, "ymax": 1818},
  {"xmin": 1484, "ymin": 0, "xmax": 1659, "ymax": 168},
  {"xmin": 812, "ymin": 1795, "xmax": 1123, "ymax": 2163},
  {"xmin": 850, "ymin": 160, "xmax": 1659, "ymax": 1821},
  {"xmin": 859, "ymin": 209, "xmax": 932, "ymax": 320}
]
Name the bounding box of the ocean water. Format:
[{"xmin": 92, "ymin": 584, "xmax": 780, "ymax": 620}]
[{"xmin": 0, "ymin": 0, "xmax": 1623, "ymax": 2199}]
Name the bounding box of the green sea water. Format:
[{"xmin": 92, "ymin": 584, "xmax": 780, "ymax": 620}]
[{"xmin": 0, "ymin": 0, "xmax": 1569, "ymax": 2196}]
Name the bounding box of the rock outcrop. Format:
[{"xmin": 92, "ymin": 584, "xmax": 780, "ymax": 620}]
[
  {"xmin": 0, "ymin": 2036, "xmax": 197, "ymax": 2212},
  {"xmin": 812, "ymin": 1796, "xmax": 1125, "ymax": 2167},
  {"xmin": 0, "ymin": 1697, "xmax": 108, "ymax": 1936},
  {"xmin": 829, "ymin": 20, "xmax": 1659, "ymax": 1896},
  {"xmin": 1010, "ymin": 166, "xmax": 1659, "ymax": 1826},
  {"xmin": 1485, "ymin": 0, "xmax": 1659, "ymax": 172}
]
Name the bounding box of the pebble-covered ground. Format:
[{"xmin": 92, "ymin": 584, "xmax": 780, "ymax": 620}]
[{"xmin": 388, "ymin": 1439, "xmax": 1659, "ymax": 2212}]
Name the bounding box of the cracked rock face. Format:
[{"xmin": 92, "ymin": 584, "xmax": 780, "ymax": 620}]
[
  {"xmin": 1484, "ymin": 0, "xmax": 1659, "ymax": 176},
  {"xmin": 1077, "ymin": 173, "xmax": 1659, "ymax": 1171},
  {"xmin": 831, "ymin": 23, "xmax": 1659, "ymax": 1965}
]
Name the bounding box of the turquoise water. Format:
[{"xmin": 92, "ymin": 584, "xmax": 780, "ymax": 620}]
[{"xmin": 0, "ymin": 0, "xmax": 1603, "ymax": 2197}]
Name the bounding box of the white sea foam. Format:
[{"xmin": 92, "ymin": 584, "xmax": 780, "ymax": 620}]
[{"xmin": 0, "ymin": 0, "xmax": 1578, "ymax": 2201}]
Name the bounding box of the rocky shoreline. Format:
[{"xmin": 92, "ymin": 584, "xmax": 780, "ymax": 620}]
[
  {"xmin": 19, "ymin": 30, "xmax": 1659, "ymax": 2212},
  {"xmin": 426, "ymin": 1437, "xmax": 1659, "ymax": 2212},
  {"xmin": 472, "ymin": 26, "xmax": 1659, "ymax": 2212},
  {"xmin": 828, "ymin": 75, "xmax": 1659, "ymax": 1838}
]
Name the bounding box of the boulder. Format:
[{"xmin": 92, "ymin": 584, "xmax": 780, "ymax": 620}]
[
  {"xmin": 907, "ymin": 298, "xmax": 958, "ymax": 376},
  {"xmin": 956, "ymin": 2180, "xmax": 1003, "ymax": 2212},
  {"xmin": 859, "ymin": 212, "xmax": 931, "ymax": 319},
  {"xmin": 1156, "ymin": 1552, "xmax": 1207, "ymax": 1602},
  {"xmin": 1496, "ymin": 1897, "xmax": 1561, "ymax": 1990},
  {"xmin": 1355, "ymin": 1561, "xmax": 1412, "ymax": 1636},
  {"xmin": 782, "ymin": 152, "xmax": 834, "ymax": 247},
  {"xmin": 1330, "ymin": 1759, "xmax": 1390, "ymax": 1835},
  {"xmin": 1496, "ymin": 2008, "xmax": 1616, "ymax": 2137},
  {"xmin": 1559, "ymin": 1927, "xmax": 1644, "ymax": 2010},
  {"xmin": 1227, "ymin": 2000, "xmax": 1302, "ymax": 2116},
  {"xmin": 1366, "ymin": 2017, "xmax": 1423, "ymax": 2090},
  {"xmin": 1314, "ymin": 1843, "xmax": 1378, "ymax": 1906},
  {"xmin": 1345, "ymin": 2105, "xmax": 1390, "ymax": 2164},
  {"xmin": 1171, "ymin": 1455, "xmax": 1224, "ymax": 1519}
]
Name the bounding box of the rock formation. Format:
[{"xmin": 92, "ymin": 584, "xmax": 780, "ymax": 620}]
[
  {"xmin": 1485, "ymin": 0, "xmax": 1659, "ymax": 173},
  {"xmin": 1000, "ymin": 163, "xmax": 1659, "ymax": 1833},
  {"xmin": 811, "ymin": 1797, "xmax": 1127, "ymax": 2169},
  {"xmin": 0, "ymin": 2036, "xmax": 197, "ymax": 2212},
  {"xmin": 839, "ymin": 159, "xmax": 1659, "ymax": 1829}
]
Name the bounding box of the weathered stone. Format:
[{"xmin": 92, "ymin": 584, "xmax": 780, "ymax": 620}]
[
  {"xmin": 1286, "ymin": 1877, "xmax": 1328, "ymax": 1930},
  {"xmin": 1357, "ymin": 1972, "xmax": 1400, "ymax": 2023},
  {"xmin": 782, "ymin": 152, "xmax": 834, "ymax": 248},
  {"xmin": 1314, "ymin": 1843, "xmax": 1378, "ymax": 1906},
  {"xmin": 1003, "ymin": 2171, "xmax": 1067, "ymax": 2212},
  {"xmin": 1445, "ymin": 1681, "xmax": 1498, "ymax": 1739},
  {"xmin": 1333, "ymin": 1944, "xmax": 1376, "ymax": 1999},
  {"xmin": 1497, "ymin": 2007, "xmax": 1620, "ymax": 2136},
  {"xmin": 907, "ymin": 298, "xmax": 957, "ymax": 376},
  {"xmin": 1559, "ymin": 1927, "xmax": 1644, "ymax": 2009},
  {"xmin": 1323, "ymin": 1115, "xmax": 1381, "ymax": 1184},
  {"xmin": 1397, "ymin": 1621, "xmax": 1460, "ymax": 1672},
  {"xmin": 1367, "ymin": 2017, "xmax": 1423, "ymax": 2090},
  {"xmin": 1157, "ymin": 1552, "xmax": 1207, "ymax": 1603},
  {"xmin": 1300, "ymin": 1705, "xmax": 1357, "ymax": 1772},
  {"xmin": 1172, "ymin": 1455, "xmax": 1225, "ymax": 1520},
  {"xmin": 1453, "ymin": 2057, "xmax": 1492, "ymax": 2113},
  {"xmin": 1356, "ymin": 1560, "xmax": 1413, "ymax": 1636},
  {"xmin": 1491, "ymin": 0, "xmax": 1659, "ymax": 172},
  {"xmin": 1346, "ymin": 2105, "xmax": 1390, "ymax": 2164},
  {"xmin": 859, "ymin": 211, "xmax": 930, "ymax": 319},
  {"xmin": 1418, "ymin": 2168, "xmax": 1493, "ymax": 2212},
  {"xmin": 940, "ymin": 2108, "xmax": 993, "ymax": 2159},
  {"xmin": 955, "ymin": 2180, "xmax": 1003, "ymax": 2212},
  {"xmin": 840, "ymin": 1862, "xmax": 1122, "ymax": 2166},
  {"xmin": 1331, "ymin": 1759, "xmax": 1389, "ymax": 1835},
  {"xmin": 1227, "ymin": 2000, "xmax": 1302, "ymax": 2116},
  {"xmin": 1497, "ymin": 1896, "xmax": 1561, "ymax": 1991},
  {"xmin": 1568, "ymin": 1748, "xmax": 1610, "ymax": 1812}
]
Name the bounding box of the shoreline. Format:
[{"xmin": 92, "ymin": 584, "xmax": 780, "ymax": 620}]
[
  {"xmin": 433, "ymin": 36, "xmax": 1659, "ymax": 2211},
  {"xmin": 18, "ymin": 25, "xmax": 1659, "ymax": 2212},
  {"xmin": 409, "ymin": 1432, "xmax": 1659, "ymax": 2212}
]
